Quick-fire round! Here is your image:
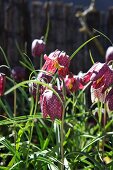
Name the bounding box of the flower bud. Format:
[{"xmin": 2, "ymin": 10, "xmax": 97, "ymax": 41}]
[
  {"xmin": 29, "ymin": 81, "xmax": 37, "ymax": 99},
  {"xmin": 0, "ymin": 73, "xmax": 6, "ymax": 96},
  {"xmin": 32, "ymin": 39, "xmax": 45, "ymax": 57},
  {"xmin": 11, "ymin": 66, "xmax": 25, "ymax": 82}
]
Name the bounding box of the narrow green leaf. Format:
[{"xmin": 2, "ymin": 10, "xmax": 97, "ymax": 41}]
[
  {"xmin": 0, "ymin": 99, "xmax": 13, "ymax": 118},
  {"xmin": 93, "ymin": 28, "xmax": 113, "ymax": 46},
  {"xmin": 70, "ymin": 35, "xmax": 100, "ymax": 60},
  {"xmin": 66, "ymin": 151, "xmax": 104, "ymax": 169},
  {"xmin": 0, "ymin": 46, "xmax": 10, "ymax": 68},
  {"xmin": 89, "ymin": 50, "xmax": 95, "ymax": 64},
  {"xmin": 33, "ymin": 156, "xmax": 59, "ymax": 170},
  {"xmin": 0, "ymin": 137, "xmax": 20, "ymax": 160},
  {"xmin": 0, "ymin": 167, "xmax": 9, "ymax": 170},
  {"xmin": 43, "ymin": 138, "xmax": 50, "ymax": 150},
  {"xmin": 44, "ymin": 13, "xmax": 50, "ymax": 43},
  {"xmin": 20, "ymin": 61, "xmax": 33, "ymax": 72},
  {"xmin": 4, "ymin": 80, "xmax": 63, "ymax": 106},
  {"xmin": 9, "ymin": 160, "xmax": 23, "ymax": 170}
]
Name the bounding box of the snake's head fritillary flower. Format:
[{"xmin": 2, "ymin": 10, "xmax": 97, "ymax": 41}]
[
  {"xmin": 40, "ymin": 86, "xmax": 63, "ymax": 120},
  {"xmin": 90, "ymin": 63, "xmax": 113, "ymax": 103},
  {"xmin": 105, "ymin": 46, "xmax": 113, "ymax": 64},
  {"xmin": 32, "ymin": 39, "xmax": 45, "ymax": 57},
  {"xmin": 11, "ymin": 66, "xmax": 25, "ymax": 82},
  {"xmin": 64, "ymin": 72, "xmax": 84, "ymax": 93},
  {"xmin": 92, "ymin": 63, "xmax": 113, "ymax": 93},
  {"xmin": 82, "ymin": 62, "xmax": 113, "ymax": 103},
  {"xmin": 42, "ymin": 50, "xmax": 70, "ymax": 77},
  {"xmin": 0, "ymin": 73, "xmax": 6, "ymax": 96}
]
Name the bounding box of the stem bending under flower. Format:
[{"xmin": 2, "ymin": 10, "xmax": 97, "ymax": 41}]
[{"xmin": 61, "ymin": 106, "xmax": 65, "ymax": 170}]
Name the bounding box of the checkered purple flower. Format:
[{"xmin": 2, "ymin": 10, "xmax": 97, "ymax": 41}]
[
  {"xmin": 42, "ymin": 50, "xmax": 70, "ymax": 77},
  {"xmin": 40, "ymin": 86, "xmax": 63, "ymax": 120}
]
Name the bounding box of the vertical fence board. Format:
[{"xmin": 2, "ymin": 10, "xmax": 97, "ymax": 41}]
[
  {"xmin": 0, "ymin": 1, "xmax": 113, "ymax": 74},
  {"xmin": 107, "ymin": 7, "xmax": 113, "ymax": 44}
]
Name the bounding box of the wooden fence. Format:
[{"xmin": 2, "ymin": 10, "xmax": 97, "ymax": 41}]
[{"xmin": 0, "ymin": 0, "xmax": 113, "ymax": 74}]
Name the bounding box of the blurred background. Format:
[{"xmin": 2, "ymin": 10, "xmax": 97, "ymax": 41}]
[{"xmin": 0, "ymin": 0, "xmax": 113, "ymax": 74}]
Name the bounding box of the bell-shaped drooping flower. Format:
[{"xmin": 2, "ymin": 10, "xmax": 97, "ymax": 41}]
[
  {"xmin": 105, "ymin": 46, "xmax": 113, "ymax": 64},
  {"xmin": 64, "ymin": 72, "xmax": 84, "ymax": 93},
  {"xmin": 92, "ymin": 63, "xmax": 113, "ymax": 93},
  {"xmin": 82, "ymin": 62, "xmax": 113, "ymax": 103},
  {"xmin": 106, "ymin": 88, "xmax": 113, "ymax": 111},
  {"xmin": 32, "ymin": 38, "xmax": 45, "ymax": 57},
  {"xmin": 42, "ymin": 50, "xmax": 70, "ymax": 77},
  {"xmin": 40, "ymin": 86, "xmax": 63, "ymax": 120},
  {"xmin": 11, "ymin": 66, "xmax": 25, "ymax": 82},
  {"xmin": 0, "ymin": 73, "xmax": 6, "ymax": 96},
  {"xmin": 90, "ymin": 63, "xmax": 113, "ymax": 103}
]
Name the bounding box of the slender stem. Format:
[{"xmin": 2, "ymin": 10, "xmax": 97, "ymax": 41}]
[
  {"xmin": 102, "ymin": 103, "xmax": 107, "ymax": 160},
  {"xmin": 40, "ymin": 55, "xmax": 43, "ymax": 69},
  {"xmin": 72, "ymin": 93, "xmax": 76, "ymax": 115},
  {"xmin": 60, "ymin": 78, "xmax": 66, "ymax": 170},
  {"xmin": 61, "ymin": 106, "xmax": 65, "ymax": 170},
  {"xmin": 13, "ymin": 88, "xmax": 17, "ymax": 150},
  {"xmin": 14, "ymin": 89, "xmax": 16, "ymax": 117},
  {"xmin": 26, "ymin": 86, "xmax": 39, "ymax": 168}
]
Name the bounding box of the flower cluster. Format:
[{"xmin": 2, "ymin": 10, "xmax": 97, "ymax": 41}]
[
  {"xmin": 30, "ymin": 38, "xmax": 113, "ymax": 119},
  {"xmin": 82, "ymin": 46, "xmax": 113, "ymax": 111},
  {"xmin": 1, "ymin": 37, "xmax": 113, "ymax": 121},
  {"xmin": 29, "ymin": 39, "xmax": 84, "ymax": 120}
]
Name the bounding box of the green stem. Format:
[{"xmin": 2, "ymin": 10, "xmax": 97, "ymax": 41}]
[
  {"xmin": 25, "ymin": 86, "xmax": 39, "ymax": 168},
  {"xmin": 61, "ymin": 106, "xmax": 65, "ymax": 170},
  {"xmin": 102, "ymin": 103, "xmax": 107, "ymax": 160},
  {"xmin": 40, "ymin": 55, "xmax": 43, "ymax": 69},
  {"xmin": 13, "ymin": 88, "xmax": 17, "ymax": 150},
  {"xmin": 14, "ymin": 89, "xmax": 16, "ymax": 118},
  {"xmin": 60, "ymin": 78, "xmax": 66, "ymax": 170}
]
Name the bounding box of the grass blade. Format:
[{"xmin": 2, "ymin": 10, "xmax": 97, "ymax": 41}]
[{"xmin": 70, "ymin": 35, "xmax": 100, "ymax": 60}]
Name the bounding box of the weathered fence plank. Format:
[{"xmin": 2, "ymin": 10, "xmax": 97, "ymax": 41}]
[
  {"xmin": 107, "ymin": 7, "xmax": 113, "ymax": 44},
  {"xmin": 0, "ymin": 0, "xmax": 113, "ymax": 74}
]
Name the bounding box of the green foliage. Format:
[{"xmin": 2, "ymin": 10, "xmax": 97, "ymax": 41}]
[{"xmin": 0, "ymin": 32, "xmax": 113, "ymax": 170}]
